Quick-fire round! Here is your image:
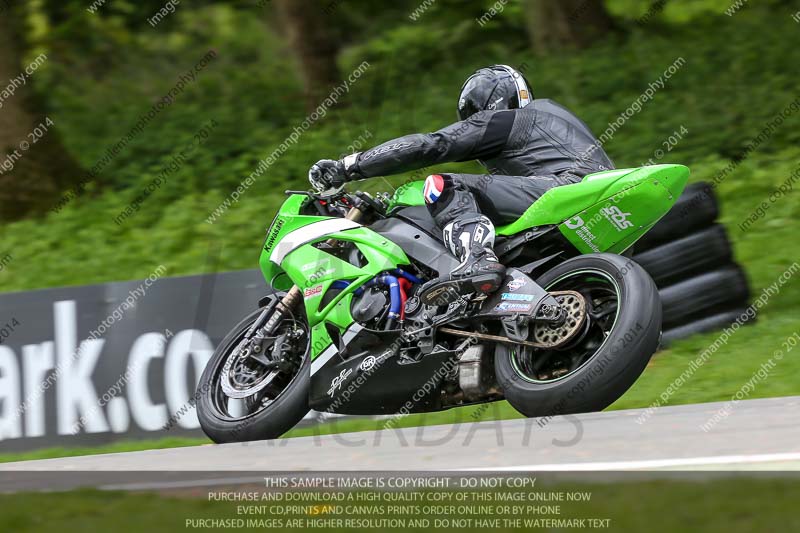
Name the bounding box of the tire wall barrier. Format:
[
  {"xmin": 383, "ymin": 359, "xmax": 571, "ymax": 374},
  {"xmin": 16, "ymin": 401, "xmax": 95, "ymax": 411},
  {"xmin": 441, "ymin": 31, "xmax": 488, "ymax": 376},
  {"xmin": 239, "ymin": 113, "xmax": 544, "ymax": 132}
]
[{"xmin": 631, "ymin": 181, "xmax": 753, "ymax": 345}]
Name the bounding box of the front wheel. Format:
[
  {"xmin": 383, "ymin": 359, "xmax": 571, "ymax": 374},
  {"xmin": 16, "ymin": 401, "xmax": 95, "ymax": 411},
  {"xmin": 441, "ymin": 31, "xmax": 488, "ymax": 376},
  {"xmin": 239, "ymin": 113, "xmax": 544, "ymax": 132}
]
[
  {"xmin": 495, "ymin": 253, "xmax": 661, "ymax": 417},
  {"xmin": 197, "ymin": 304, "xmax": 310, "ymax": 443}
]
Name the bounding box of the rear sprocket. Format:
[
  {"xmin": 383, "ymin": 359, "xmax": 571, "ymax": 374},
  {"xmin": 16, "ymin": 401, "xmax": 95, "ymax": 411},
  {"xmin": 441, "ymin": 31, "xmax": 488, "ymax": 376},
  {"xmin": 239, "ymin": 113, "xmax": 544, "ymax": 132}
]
[{"xmin": 532, "ymin": 290, "xmax": 587, "ymax": 349}]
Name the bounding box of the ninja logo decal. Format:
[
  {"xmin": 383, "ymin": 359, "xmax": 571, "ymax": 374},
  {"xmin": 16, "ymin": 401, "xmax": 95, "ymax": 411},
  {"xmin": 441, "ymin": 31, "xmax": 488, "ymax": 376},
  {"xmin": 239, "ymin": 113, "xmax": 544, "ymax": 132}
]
[
  {"xmin": 327, "ymin": 368, "xmax": 352, "ymax": 397},
  {"xmin": 301, "ymin": 260, "xmax": 329, "ymax": 272},
  {"xmin": 601, "ymin": 206, "xmax": 634, "ymax": 231}
]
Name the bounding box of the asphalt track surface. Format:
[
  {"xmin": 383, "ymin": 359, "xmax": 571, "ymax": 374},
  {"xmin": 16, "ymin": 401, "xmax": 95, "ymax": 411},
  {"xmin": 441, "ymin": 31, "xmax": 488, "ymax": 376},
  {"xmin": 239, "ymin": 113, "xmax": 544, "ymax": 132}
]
[{"xmin": 1, "ymin": 396, "xmax": 798, "ymax": 491}]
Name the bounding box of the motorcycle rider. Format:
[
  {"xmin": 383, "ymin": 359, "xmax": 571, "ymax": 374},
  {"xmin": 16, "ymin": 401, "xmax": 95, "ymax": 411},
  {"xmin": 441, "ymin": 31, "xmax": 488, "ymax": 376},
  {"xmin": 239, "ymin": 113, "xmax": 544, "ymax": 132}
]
[{"xmin": 308, "ymin": 64, "xmax": 614, "ymax": 296}]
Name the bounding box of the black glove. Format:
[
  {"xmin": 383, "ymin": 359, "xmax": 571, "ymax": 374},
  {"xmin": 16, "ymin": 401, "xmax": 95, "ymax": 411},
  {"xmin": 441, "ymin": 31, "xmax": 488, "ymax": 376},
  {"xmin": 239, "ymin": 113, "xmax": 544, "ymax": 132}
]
[
  {"xmin": 308, "ymin": 153, "xmax": 363, "ymax": 191},
  {"xmin": 308, "ymin": 159, "xmax": 347, "ymax": 191}
]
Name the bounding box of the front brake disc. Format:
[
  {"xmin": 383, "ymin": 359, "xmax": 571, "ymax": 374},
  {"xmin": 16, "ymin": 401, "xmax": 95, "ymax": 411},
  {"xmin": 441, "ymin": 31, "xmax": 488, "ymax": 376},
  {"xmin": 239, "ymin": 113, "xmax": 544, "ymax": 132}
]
[{"xmin": 220, "ymin": 339, "xmax": 278, "ymax": 399}]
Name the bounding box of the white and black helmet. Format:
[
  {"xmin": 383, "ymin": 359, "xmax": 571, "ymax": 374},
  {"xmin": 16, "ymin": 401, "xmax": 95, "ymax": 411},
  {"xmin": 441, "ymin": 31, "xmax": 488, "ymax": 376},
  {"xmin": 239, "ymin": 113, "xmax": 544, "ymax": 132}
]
[{"xmin": 457, "ymin": 64, "xmax": 533, "ymax": 121}]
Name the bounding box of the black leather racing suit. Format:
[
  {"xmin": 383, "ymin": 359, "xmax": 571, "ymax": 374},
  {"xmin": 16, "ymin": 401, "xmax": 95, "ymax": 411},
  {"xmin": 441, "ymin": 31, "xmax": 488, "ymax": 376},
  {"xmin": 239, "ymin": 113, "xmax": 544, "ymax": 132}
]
[{"xmin": 347, "ymin": 99, "xmax": 615, "ymax": 229}]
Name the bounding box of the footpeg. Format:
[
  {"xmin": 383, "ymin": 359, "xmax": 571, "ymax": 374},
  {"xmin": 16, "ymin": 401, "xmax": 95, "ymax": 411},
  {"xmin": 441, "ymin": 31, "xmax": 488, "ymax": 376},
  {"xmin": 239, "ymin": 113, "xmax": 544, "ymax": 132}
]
[{"xmin": 418, "ymin": 274, "xmax": 501, "ymax": 307}]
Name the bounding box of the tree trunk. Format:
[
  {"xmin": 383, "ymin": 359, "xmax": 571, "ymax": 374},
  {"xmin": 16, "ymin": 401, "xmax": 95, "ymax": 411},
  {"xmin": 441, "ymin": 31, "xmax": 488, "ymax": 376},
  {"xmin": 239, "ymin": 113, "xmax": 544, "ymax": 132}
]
[
  {"xmin": 0, "ymin": 10, "xmax": 84, "ymax": 220},
  {"xmin": 275, "ymin": 0, "xmax": 341, "ymax": 110},
  {"xmin": 524, "ymin": 0, "xmax": 617, "ymax": 52}
]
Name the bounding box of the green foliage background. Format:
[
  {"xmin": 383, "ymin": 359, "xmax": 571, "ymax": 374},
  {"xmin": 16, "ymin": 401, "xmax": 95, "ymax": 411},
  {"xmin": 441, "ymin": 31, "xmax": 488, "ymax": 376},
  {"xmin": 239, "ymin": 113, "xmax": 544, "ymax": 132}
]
[{"xmin": 2, "ymin": 1, "xmax": 799, "ymax": 293}]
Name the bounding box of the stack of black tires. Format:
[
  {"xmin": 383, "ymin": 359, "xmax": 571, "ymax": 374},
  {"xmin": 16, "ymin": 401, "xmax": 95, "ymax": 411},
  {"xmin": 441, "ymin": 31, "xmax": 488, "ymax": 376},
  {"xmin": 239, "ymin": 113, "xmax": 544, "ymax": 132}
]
[{"xmin": 631, "ymin": 182, "xmax": 752, "ymax": 345}]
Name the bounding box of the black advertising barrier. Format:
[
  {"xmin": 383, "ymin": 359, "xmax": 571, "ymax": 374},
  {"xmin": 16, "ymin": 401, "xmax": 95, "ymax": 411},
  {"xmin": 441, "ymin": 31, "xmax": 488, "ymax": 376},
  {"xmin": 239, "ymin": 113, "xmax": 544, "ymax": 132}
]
[{"xmin": 0, "ymin": 269, "xmax": 269, "ymax": 452}]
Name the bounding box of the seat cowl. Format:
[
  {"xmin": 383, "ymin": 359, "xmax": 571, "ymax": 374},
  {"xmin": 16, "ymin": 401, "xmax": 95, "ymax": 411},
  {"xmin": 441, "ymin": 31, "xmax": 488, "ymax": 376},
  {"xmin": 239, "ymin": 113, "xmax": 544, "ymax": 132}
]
[{"xmin": 497, "ymin": 164, "xmax": 689, "ymax": 236}]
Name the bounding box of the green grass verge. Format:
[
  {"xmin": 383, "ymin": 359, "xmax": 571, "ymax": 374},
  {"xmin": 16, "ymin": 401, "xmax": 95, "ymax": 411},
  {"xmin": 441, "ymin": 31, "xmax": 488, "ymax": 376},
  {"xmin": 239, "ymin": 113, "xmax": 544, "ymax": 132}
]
[
  {"xmin": 0, "ymin": 437, "xmax": 210, "ymax": 464},
  {"xmin": 1, "ymin": 479, "xmax": 799, "ymax": 532}
]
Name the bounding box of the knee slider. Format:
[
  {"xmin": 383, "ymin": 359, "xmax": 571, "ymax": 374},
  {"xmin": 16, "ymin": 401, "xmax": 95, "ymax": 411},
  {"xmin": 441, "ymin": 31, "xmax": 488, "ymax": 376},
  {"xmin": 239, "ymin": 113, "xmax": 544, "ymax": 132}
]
[{"xmin": 423, "ymin": 174, "xmax": 445, "ymax": 204}]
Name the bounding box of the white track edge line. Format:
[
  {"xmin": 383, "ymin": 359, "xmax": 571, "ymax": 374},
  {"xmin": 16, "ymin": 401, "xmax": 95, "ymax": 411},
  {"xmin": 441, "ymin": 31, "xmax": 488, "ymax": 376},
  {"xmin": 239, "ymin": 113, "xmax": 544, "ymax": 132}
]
[{"xmin": 462, "ymin": 452, "xmax": 800, "ymax": 471}]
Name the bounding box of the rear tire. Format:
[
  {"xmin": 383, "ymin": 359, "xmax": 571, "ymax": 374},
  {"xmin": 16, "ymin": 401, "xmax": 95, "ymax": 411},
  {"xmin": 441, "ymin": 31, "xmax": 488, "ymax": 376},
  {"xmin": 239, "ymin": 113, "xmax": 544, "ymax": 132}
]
[
  {"xmin": 495, "ymin": 253, "xmax": 661, "ymax": 417},
  {"xmin": 197, "ymin": 307, "xmax": 310, "ymax": 443}
]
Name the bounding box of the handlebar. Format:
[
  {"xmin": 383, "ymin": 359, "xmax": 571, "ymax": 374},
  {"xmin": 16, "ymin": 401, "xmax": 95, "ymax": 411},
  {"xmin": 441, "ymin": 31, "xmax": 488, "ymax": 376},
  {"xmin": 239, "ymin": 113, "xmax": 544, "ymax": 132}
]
[{"xmin": 284, "ymin": 187, "xmax": 389, "ymax": 219}]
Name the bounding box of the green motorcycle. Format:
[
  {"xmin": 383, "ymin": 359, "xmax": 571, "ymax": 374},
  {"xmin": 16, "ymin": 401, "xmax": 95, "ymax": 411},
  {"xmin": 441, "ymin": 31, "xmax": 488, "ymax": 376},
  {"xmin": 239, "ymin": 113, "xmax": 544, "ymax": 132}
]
[{"xmin": 197, "ymin": 164, "xmax": 689, "ymax": 442}]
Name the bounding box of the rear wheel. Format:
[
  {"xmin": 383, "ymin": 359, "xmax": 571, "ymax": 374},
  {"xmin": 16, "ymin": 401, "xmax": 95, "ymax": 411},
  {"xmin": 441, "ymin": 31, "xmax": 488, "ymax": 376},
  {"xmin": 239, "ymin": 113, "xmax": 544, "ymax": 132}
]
[
  {"xmin": 197, "ymin": 306, "xmax": 310, "ymax": 443},
  {"xmin": 495, "ymin": 253, "xmax": 661, "ymax": 417}
]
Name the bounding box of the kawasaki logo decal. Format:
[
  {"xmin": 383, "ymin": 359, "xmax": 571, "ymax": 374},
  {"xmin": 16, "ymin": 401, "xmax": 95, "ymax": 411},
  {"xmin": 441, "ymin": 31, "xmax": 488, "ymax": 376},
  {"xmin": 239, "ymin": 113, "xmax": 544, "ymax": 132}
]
[{"xmin": 263, "ymin": 219, "xmax": 285, "ymax": 252}]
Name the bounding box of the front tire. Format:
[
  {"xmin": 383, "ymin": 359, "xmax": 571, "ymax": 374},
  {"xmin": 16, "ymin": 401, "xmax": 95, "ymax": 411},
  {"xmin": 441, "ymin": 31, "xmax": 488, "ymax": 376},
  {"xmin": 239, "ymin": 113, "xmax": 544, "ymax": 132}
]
[
  {"xmin": 495, "ymin": 253, "xmax": 661, "ymax": 417},
  {"xmin": 197, "ymin": 307, "xmax": 310, "ymax": 443}
]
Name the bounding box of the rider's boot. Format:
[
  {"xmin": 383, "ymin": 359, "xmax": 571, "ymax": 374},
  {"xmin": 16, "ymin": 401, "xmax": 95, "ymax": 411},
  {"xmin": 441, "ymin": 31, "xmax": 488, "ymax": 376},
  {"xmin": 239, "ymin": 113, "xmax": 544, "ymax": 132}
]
[{"xmin": 443, "ymin": 215, "xmax": 506, "ymax": 296}]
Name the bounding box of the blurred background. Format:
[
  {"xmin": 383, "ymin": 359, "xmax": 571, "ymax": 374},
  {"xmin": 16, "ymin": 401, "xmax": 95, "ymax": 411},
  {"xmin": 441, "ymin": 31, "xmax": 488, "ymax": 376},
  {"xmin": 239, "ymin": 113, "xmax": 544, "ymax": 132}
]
[
  {"xmin": 0, "ymin": 0, "xmax": 798, "ymax": 289},
  {"xmin": 0, "ymin": 0, "xmax": 799, "ymax": 457}
]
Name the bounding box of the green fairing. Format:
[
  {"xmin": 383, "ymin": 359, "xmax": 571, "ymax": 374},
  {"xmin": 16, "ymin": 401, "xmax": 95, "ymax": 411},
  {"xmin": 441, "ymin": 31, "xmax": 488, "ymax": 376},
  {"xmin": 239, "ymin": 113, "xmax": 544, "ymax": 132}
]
[
  {"xmin": 387, "ymin": 180, "xmax": 425, "ymax": 212},
  {"xmin": 258, "ymin": 194, "xmax": 317, "ymax": 291},
  {"xmin": 497, "ymin": 165, "xmax": 688, "ymax": 236},
  {"xmin": 282, "ymin": 226, "xmax": 408, "ymax": 325},
  {"xmin": 309, "ymin": 322, "xmax": 333, "ymax": 360},
  {"xmin": 549, "ymin": 165, "xmax": 689, "ymax": 254},
  {"xmin": 258, "ymin": 194, "xmax": 410, "ymax": 359}
]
